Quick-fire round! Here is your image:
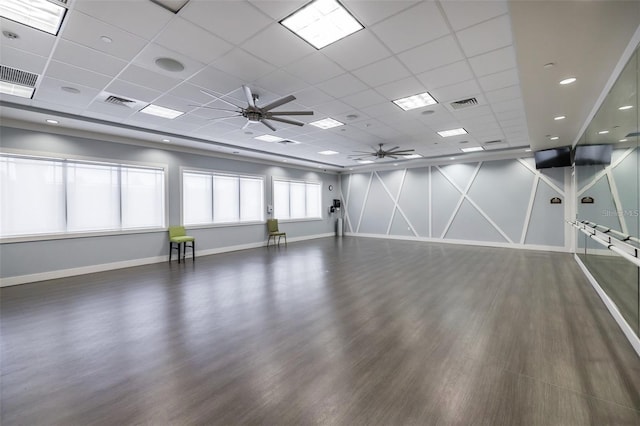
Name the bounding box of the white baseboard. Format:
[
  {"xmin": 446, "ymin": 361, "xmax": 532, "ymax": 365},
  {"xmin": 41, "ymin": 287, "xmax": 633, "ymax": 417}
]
[
  {"xmin": 344, "ymin": 232, "xmax": 569, "ymax": 253},
  {"xmin": 574, "ymin": 254, "xmax": 640, "ymax": 358},
  {"xmin": 0, "ymin": 233, "xmax": 334, "ymax": 287}
]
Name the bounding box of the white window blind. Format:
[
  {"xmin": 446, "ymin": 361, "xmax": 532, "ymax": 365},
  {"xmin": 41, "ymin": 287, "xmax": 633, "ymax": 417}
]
[
  {"xmin": 0, "ymin": 154, "xmax": 166, "ymax": 238},
  {"xmin": 273, "ymin": 179, "xmax": 322, "ymax": 220},
  {"xmin": 182, "ymin": 171, "xmax": 264, "ymax": 226}
]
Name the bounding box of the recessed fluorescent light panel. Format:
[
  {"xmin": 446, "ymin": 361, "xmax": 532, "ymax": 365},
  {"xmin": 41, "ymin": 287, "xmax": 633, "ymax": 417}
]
[
  {"xmin": 357, "ymin": 160, "xmax": 374, "ymax": 164},
  {"xmin": 618, "ymin": 105, "xmax": 633, "ymax": 110},
  {"xmin": 559, "ymin": 77, "xmax": 577, "ymax": 85},
  {"xmin": 139, "ymin": 104, "xmax": 184, "ymax": 119},
  {"xmin": 402, "ymin": 154, "xmax": 422, "ymax": 159},
  {"xmin": 0, "ymin": 81, "xmax": 34, "ymax": 98},
  {"xmin": 255, "ymin": 134, "xmax": 284, "ymax": 142},
  {"xmin": 598, "ymin": 130, "xmax": 609, "ymax": 134},
  {"xmin": 310, "ymin": 117, "xmax": 344, "ymax": 129},
  {"xmin": 554, "ymin": 116, "xmax": 566, "ymax": 120},
  {"xmin": 392, "ymin": 92, "xmax": 437, "ymax": 111},
  {"xmin": 460, "ymin": 146, "xmax": 484, "ymax": 153},
  {"xmin": 0, "ymin": 0, "xmax": 67, "ymax": 35},
  {"xmin": 437, "ymin": 128, "xmax": 468, "ymax": 138},
  {"xmin": 318, "ymin": 150, "xmax": 339, "ymax": 155},
  {"xmin": 280, "ymin": 0, "xmax": 364, "ymax": 50}
]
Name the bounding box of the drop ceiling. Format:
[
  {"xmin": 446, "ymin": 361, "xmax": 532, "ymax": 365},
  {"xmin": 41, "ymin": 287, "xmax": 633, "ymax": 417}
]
[{"xmin": 0, "ymin": 0, "xmax": 638, "ymax": 170}]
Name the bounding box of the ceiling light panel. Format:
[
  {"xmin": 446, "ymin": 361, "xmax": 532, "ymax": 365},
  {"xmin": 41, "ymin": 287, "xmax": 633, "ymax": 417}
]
[
  {"xmin": 437, "ymin": 128, "xmax": 467, "ymax": 137},
  {"xmin": 0, "ymin": 0, "xmax": 66, "ymax": 35},
  {"xmin": 392, "ymin": 92, "xmax": 438, "ymax": 111},
  {"xmin": 357, "ymin": 160, "xmax": 374, "ymax": 164},
  {"xmin": 0, "ymin": 81, "xmax": 34, "ymax": 98},
  {"xmin": 280, "ymin": 0, "xmax": 364, "ymax": 50},
  {"xmin": 139, "ymin": 104, "xmax": 184, "ymax": 119},
  {"xmin": 402, "ymin": 154, "xmax": 422, "ymax": 159},
  {"xmin": 310, "ymin": 117, "xmax": 344, "ymax": 129},
  {"xmin": 559, "ymin": 77, "xmax": 576, "ymax": 85},
  {"xmin": 460, "ymin": 146, "xmax": 484, "ymax": 153},
  {"xmin": 255, "ymin": 134, "xmax": 284, "ymax": 142},
  {"xmin": 618, "ymin": 105, "xmax": 633, "ymax": 110},
  {"xmin": 318, "ymin": 150, "xmax": 339, "ymax": 155}
]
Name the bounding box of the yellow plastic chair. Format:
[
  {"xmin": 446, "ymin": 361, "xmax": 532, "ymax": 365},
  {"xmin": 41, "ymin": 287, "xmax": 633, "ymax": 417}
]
[
  {"xmin": 267, "ymin": 219, "xmax": 287, "ymax": 247},
  {"xmin": 169, "ymin": 226, "xmax": 195, "ymax": 263}
]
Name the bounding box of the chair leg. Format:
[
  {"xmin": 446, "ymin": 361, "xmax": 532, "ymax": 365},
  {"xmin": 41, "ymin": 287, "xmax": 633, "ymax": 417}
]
[
  {"xmin": 284, "ymin": 234, "xmax": 287, "ymax": 245},
  {"xmin": 169, "ymin": 242, "xmax": 172, "ymax": 262},
  {"xmin": 192, "ymin": 241, "xmax": 195, "ymax": 261}
]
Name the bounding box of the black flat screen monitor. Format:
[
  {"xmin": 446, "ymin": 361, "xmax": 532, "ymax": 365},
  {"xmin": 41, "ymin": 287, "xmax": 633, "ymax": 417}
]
[
  {"xmin": 574, "ymin": 144, "xmax": 612, "ymax": 165},
  {"xmin": 534, "ymin": 146, "xmax": 572, "ymax": 169}
]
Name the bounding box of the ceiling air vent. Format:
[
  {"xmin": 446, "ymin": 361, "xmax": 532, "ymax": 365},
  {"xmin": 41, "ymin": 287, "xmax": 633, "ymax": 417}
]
[
  {"xmin": 104, "ymin": 95, "xmax": 137, "ymax": 108},
  {"xmin": 449, "ymin": 97, "xmax": 479, "ymax": 110},
  {"xmin": 277, "ymin": 140, "xmax": 300, "ymax": 145},
  {"xmin": 0, "ymin": 65, "xmax": 38, "ymax": 87},
  {"xmin": 482, "ymin": 140, "xmax": 509, "ymax": 150}
]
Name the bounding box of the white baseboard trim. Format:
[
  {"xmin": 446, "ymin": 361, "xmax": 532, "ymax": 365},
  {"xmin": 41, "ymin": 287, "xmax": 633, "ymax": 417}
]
[
  {"xmin": 0, "ymin": 233, "xmax": 334, "ymax": 287},
  {"xmin": 574, "ymin": 254, "xmax": 640, "ymax": 358},
  {"xmin": 344, "ymin": 232, "xmax": 569, "ymax": 253}
]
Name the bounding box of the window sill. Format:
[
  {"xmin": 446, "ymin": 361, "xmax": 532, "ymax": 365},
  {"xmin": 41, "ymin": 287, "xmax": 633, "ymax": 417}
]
[
  {"xmin": 0, "ymin": 227, "xmax": 167, "ymax": 244},
  {"xmin": 276, "ymin": 217, "xmax": 324, "ymax": 223},
  {"xmin": 185, "ymin": 221, "xmax": 265, "ymax": 230}
]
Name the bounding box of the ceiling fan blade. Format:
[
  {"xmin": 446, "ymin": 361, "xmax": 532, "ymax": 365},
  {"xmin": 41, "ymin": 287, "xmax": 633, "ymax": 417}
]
[
  {"xmin": 269, "ymin": 116, "xmax": 304, "ymax": 126},
  {"xmin": 189, "ymin": 105, "xmax": 240, "ymax": 113},
  {"xmin": 261, "ymin": 95, "xmax": 296, "ymax": 111},
  {"xmin": 385, "ymin": 146, "xmax": 400, "ymax": 152},
  {"xmin": 261, "ymin": 119, "xmax": 277, "ymax": 131},
  {"xmin": 242, "ymin": 85, "xmax": 255, "ymax": 107},
  {"xmin": 267, "ymin": 111, "xmax": 314, "ymax": 116},
  {"xmin": 387, "ymin": 155, "xmax": 398, "ymax": 159},
  {"xmin": 350, "ymin": 150, "xmax": 376, "ymax": 154},
  {"xmin": 242, "ymin": 121, "xmax": 252, "ymax": 130},
  {"xmin": 208, "ymin": 114, "xmax": 242, "ymax": 121},
  {"xmin": 200, "ymin": 89, "xmax": 244, "ymax": 109}
]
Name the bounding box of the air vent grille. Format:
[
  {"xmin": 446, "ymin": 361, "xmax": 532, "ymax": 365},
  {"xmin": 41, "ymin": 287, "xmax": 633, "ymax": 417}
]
[
  {"xmin": 482, "ymin": 140, "xmax": 508, "ymax": 150},
  {"xmin": 104, "ymin": 95, "xmax": 137, "ymax": 107},
  {"xmin": 450, "ymin": 97, "xmax": 478, "ymax": 110},
  {"xmin": 277, "ymin": 140, "xmax": 300, "ymax": 145},
  {"xmin": 0, "ymin": 65, "xmax": 38, "ymax": 87},
  {"xmin": 51, "ymin": 0, "xmax": 69, "ymax": 5}
]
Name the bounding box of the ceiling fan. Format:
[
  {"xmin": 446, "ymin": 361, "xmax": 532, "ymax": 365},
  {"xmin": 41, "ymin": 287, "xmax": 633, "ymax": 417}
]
[
  {"xmin": 349, "ymin": 144, "xmax": 416, "ymax": 160},
  {"xmin": 192, "ymin": 85, "xmax": 313, "ymax": 131}
]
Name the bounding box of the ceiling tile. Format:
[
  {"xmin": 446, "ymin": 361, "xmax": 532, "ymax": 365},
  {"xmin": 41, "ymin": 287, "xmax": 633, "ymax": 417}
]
[
  {"xmin": 478, "ymin": 68, "xmax": 520, "ymax": 92},
  {"xmin": 375, "ymin": 76, "xmax": 424, "ymax": 100},
  {"xmin": 371, "ymin": 2, "xmax": 449, "ymax": 53},
  {"xmin": 34, "ymin": 77, "xmax": 100, "ymax": 109},
  {"xmin": 321, "ymin": 30, "xmax": 391, "ymax": 71},
  {"xmin": 456, "ymin": 15, "xmax": 512, "ymax": 57},
  {"xmin": 342, "ymin": 0, "xmax": 419, "ymax": 26},
  {"xmin": 242, "ymin": 24, "xmax": 315, "ymax": 67},
  {"xmin": 132, "ymin": 43, "xmax": 206, "ymax": 80},
  {"xmin": 154, "ymin": 17, "xmax": 233, "ymax": 65},
  {"xmin": 29, "ymin": 99, "xmax": 82, "ymax": 115},
  {"xmin": 314, "ymin": 100, "xmax": 353, "ymax": 116},
  {"xmin": 316, "ymin": 73, "xmax": 368, "ymax": 98},
  {"xmin": 352, "ymin": 57, "xmax": 410, "ymax": 87},
  {"xmin": 431, "ymin": 79, "xmax": 481, "ymax": 103},
  {"xmin": 188, "ymin": 66, "xmax": 245, "ymax": 95},
  {"xmin": 494, "ymin": 109, "xmax": 525, "ymax": 121},
  {"xmin": 73, "ymin": 0, "xmax": 173, "ymax": 40},
  {"xmin": 468, "ymin": 45, "xmax": 517, "ymax": 77},
  {"xmin": 491, "ymin": 97, "xmax": 524, "ymax": 113},
  {"xmin": 416, "ymin": 60, "xmax": 474, "ymax": 90},
  {"xmin": 341, "ymin": 89, "xmax": 388, "ymax": 109},
  {"xmin": 0, "ymin": 46, "xmax": 47, "ymax": 75},
  {"xmin": 52, "ymin": 40, "xmax": 127, "ymax": 77},
  {"xmin": 398, "ymin": 36, "xmax": 464, "ymax": 74},
  {"xmin": 286, "ymin": 52, "xmax": 344, "ymax": 85},
  {"xmin": 0, "ymin": 18, "xmax": 56, "ymax": 57},
  {"xmin": 292, "ymin": 87, "xmax": 333, "ymax": 107},
  {"xmin": 60, "ymin": 11, "xmax": 147, "ymax": 61},
  {"xmin": 150, "ymin": 94, "xmax": 198, "ymax": 113},
  {"xmin": 45, "ymin": 61, "xmax": 113, "ymax": 90},
  {"xmin": 167, "ymin": 82, "xmax": 220, "ymax": 105},
  {"xmin": 255, "ymin": 70, "xmax": 308, "ymax": 96},
  {"xmin": 85, "ymin": 100, "xmax": 138, "ymax": 120},
  {"xmin": 361, "ymin": 101, "xmax": 406, "ymax": 119},
  {"xmin": 106, "ymin": 79, "xmax": 162, "ymax": 103},
  {"xmin": 440, "ymin": 0, "xmax": 509, "ymax": 31},
  {"xmin": 180, "ymin": 1, "xmax": 272, "ymax": 45},
  {"xmin": 248, "ymin": 0, "xmax": 307, "ymax": 20},
  {"xmin": 119, "ymin": 65, "xmax": 181, "ymax": 92},
  {"xmin": 210, "ymin": 48, "xmax": 276, "ymax": 83},
  {"xmin": 485, "ymin": 85, "xmax": 522, "ymax": 104}
]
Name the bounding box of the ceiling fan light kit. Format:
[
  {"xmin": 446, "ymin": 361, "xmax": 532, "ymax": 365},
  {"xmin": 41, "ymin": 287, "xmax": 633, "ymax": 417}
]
[{"xmin": 349, "ymin": 144, "xmax": 417, "ymax": 161}]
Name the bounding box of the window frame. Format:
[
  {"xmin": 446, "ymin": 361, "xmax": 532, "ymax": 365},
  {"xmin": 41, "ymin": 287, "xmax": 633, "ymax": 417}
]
[
  {"xmin": 271, "ymin": 176, "xmax": 323, "ymax": 222},
  {"xmin": 0, "ymin": 149, "xmax": 168, "ymax": 243},
  {"xmin": 180, "ymin": 167, "xmax": 266, "ymax": 229}
]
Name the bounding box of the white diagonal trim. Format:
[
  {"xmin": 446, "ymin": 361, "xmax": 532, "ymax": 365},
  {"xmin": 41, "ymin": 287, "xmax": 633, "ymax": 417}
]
[
  {"xmin": 517, "ymin": 158, "xmax": 565, "ymax": 196},
  {"xmin": 428, "ymin": 166, "xmax": 432, "ymax": 238},
  {"xmin": 382, "ymin": 169, "xmax": 407, "ymax": 235},
  {"xmin": 376, "ymin": 170, "xmax": 418, "ymax": 237},
  {"xmin": 355, "ymin": 173, "xmax": 373, "ymax": 233},
  {"xmin": 343, "ymin": 173, "xmax": 354, "ymax": 233},
  {"xmin": 520, "ymin": 175, "xmax": 539, "ymax": 244},
  {"xmin": 438, "ymin": 163, "xmax": 512, "ymax": 243},
  {"xmin": 437, "ymin": 163, "xmax": 481, "ymax": 239},
  {"xmin": 606, "ymin": 169, "xmax": 629, "ymax": 234},
  {"xmin": 577, "ymin": 148, "xmax": 634, "ymax": 196}
]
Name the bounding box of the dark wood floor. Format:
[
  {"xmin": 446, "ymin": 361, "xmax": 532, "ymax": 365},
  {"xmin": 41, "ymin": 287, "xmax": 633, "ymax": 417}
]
[{"xmin": 2, "ymin": 237, "xmax": 640, "ymax": 425}]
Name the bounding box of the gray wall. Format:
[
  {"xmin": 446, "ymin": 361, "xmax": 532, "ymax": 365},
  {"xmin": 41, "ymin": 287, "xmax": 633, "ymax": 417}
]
[
  {"xmin": 0, "ymin": 126, "xmax": 338, "ymax": 279},
  {"xmin": 340, "ymin": 157, "xmax": 567, "ymax": 248}
]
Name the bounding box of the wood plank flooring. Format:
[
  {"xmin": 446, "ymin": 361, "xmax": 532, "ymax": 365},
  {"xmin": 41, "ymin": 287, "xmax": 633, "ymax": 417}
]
[{"xmin": 2, "ymin": 237, "xmax": 640, "ymax": 425}]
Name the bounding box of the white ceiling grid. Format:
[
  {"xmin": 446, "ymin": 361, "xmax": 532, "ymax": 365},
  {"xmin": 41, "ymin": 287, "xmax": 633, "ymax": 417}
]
[{"xmin": 1, "ymin": 0, "xmax": 636, "ymax": 169}]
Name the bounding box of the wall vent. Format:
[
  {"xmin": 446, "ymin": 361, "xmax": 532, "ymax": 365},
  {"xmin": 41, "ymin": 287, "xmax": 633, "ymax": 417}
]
[
  {"xmin": 449, "ymin": 97, "xmax": 479, "ymax": 110},
  {"xmin": 0, "ymin": 65, "xmax": 38, "ymax": 87},
  {"xmin": 104, "ymin": 95, "xmax": 137, "ymax": 108}
]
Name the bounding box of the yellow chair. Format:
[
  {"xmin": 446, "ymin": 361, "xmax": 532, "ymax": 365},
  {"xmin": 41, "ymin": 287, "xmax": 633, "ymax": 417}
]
[
  {"xmin": 169, "ymin": 226, "xmax": 195, "ymax": 263},
  {"xmin": 267, "ymin": 219, "xmax": 287, "ymax": 247}
]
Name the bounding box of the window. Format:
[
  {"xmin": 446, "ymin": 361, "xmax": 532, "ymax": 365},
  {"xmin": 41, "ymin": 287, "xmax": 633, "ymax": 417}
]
[
  {"xmin": 273, "ymin": 179, "xmax": 322, "ymax": 220},
  {"xmin": 0, "ymin": 154, "xmax": 165, "ymax": 238},
  {"xmin": 182, "ymin": 171, "xmax": 264, "ymax": 226}
]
